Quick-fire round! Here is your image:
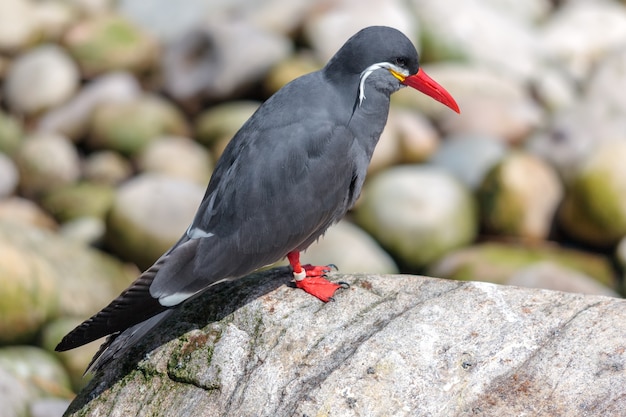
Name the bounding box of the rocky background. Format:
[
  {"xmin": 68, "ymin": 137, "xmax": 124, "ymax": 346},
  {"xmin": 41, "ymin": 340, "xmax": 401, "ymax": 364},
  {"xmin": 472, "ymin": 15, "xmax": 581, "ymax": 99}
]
[{"xmin": 2, "ymin": 0, "xmax": 626, "ymax": 415}]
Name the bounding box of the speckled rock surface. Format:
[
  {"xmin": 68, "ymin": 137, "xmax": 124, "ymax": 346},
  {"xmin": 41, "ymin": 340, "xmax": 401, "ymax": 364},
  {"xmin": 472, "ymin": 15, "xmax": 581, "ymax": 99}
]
[{"xmin": 65, "ymin": 270, "xmax": 626, "ymax": 416}]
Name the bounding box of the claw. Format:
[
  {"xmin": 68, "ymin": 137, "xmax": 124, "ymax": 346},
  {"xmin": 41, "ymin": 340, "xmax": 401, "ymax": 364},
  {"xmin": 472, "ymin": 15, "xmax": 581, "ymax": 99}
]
[
  {"xmin": 326, "ymin": 263, "xmax": 339, "ymax": 271},
  {"xmin": 338, "ymin": 281, "xmax": 350, "ymax": 289}
]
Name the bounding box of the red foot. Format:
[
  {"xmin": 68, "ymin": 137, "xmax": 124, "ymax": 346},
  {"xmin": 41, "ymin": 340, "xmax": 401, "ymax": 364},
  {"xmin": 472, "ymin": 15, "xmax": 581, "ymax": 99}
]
[
  {"xmin": 295, "ymin": 277, "xmax": 342, "ymax": 302},
  {"xmin": 287, "ymin": 251, "xmax": 341, "ymax": 302}
]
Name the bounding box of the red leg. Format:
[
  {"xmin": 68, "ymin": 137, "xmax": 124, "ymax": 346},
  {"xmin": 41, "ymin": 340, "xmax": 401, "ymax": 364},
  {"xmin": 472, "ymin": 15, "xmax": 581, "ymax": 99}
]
[{"xmin": 287, "ymin": 251, "xmax": 342, "ymax": 302}]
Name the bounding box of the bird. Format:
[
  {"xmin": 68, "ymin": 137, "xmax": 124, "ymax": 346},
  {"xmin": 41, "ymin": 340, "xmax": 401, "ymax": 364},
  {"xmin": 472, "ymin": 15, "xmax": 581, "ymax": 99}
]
[{"xmin": 55, "ymin": 25, "xmax": 460, "ymax": 373}]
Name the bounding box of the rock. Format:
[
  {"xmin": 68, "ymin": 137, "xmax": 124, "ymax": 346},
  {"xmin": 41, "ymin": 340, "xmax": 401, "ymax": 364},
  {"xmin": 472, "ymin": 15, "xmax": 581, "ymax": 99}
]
[
  {"xmin": 0, "ymin": 152, "xmax": 18, "ymax": 197},
  {"xmin": 64, "ymin": 270, "xmax": 626, "ymax": 416},
  {"xmin": 304, "ymin": 0, "xmax": 417, "ymax": 63},
  {"xmin": 0, "ymin": 110, "xmax": 24, "ymax": 155},
  {"xmin": 0, "ymin": 197, "xmax": 57, "ymax": 230},
  {"xmin": 477, "ymin": 152, "xmax": 563, "ymax": 240},
  {"xmin": 354, "ymin": 165, "xmax": 477, "ymax": 269},
  {"xmin": 137, "ymin": 136, "xmax": 213, "ymax": 184},
  {"xmin": 507, "ymin": 262, "xmax": 620, "ymax": 297},
  {"xmin": 0, "ymin": 220, "xmax": 136, "ymax": 321},
  {"xmin": 82, "ymin": 150, "xmax": 133, "ymax": 185},
  {"xmin": 38, "ymin": 71, "xmax": 142, "ymax": 141},
  {"xmin": 15, "ymin": 133, "xmax": 81, "ymax": 197},
  {"xmin": 410, "ymin": 0, "xmax": 540, "ymax": 81},
  {"xmin": 303, "ymin": 220, "xmax": 398, "ymax": 274},
  {"xmin": 195, "ymin": 100, "xmax": 260, "ymax": 148},
  {"xmin": 428, "ymin": 242, "xmax": 616, "ymax": 289},
  {"xmin": 106, "ymin": 173, "xmax": 205, "ymax": 268},
  {"xmin": 0, "ymin": 346, "xmax": 72, "ymax": 401},
  {"xmin": 540, "ymin": 1, "xmax": 626, "ymax": 81},
  {"xmin": 41, "ymin": 182, "xmax": 115, "ymax": 223},
  {"xmin": 430, "ymin": 134, "xmax": 507, "ymax": 190},
  {"xmin": 0, "ymin": 0, "xmax": 39, "ymax": 53},
  {"xmin": 87, "ymin": 94, "xmax": 189, "ymax": 155},
  {"xmin": 4, "ymin": 44, "xmax": 80, "ymax": 115},
  {"xmin": 63, "ymin": 14, "xmax": 159, "ymax": 77},
  {"xmin": 558, "ymin": 141, "xmax": 626, "ymax": 247},
  {"xmin": 162, "ymin": 23, "xmax": 291, "ymax": 101}
]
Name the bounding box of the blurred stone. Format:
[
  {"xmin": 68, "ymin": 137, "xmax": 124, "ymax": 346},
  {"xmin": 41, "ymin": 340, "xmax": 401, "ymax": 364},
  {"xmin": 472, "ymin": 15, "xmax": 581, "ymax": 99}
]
[
  {"xmin": 137, "ymin": 136, "xmax": 213, "ymax": 184},
  {"xmin": 0, "ymin": 346, "xmax": 72, "ymax": 399},
  {"xmin": 369, "ymin": 109, "xmax": 439, "ymax": 174},
  {"xmin": 63, "ymin": 14, "xmax": 159, "ymax": 77},
  {"xmin": 528, "ymin": 49, "xmax": 626, "ymax": 181},
  {"xmin": 263, "ymin": 52, "xmax": 321, "ymax": 94},
  {"xmin": 529, "ymin": 66, "xmax": 577, "ymax": 112},
  {"xmin": 354, "ymin": 165, "xmax": 477, "ymax": 269},
  {"xmin": 411, "ymin": 0, "xmax": 540, "ymax": 81},
  {"xmin": 41, "ymin": 182, "xmax": 115, "ymax": 223},
  {"xmin": 303, "ymin": 220, "xmax": 398, "ymax": 274},
  {"xmin": 430, "ymin": 134, "xmax": 507, "ymax": 190},
  {"xmin": 88, "ymin": 94, "xmax": 189, "ymax": 155},
  {"xmin": 368, "ymin": 120, "xmax": 398, "ymax": 174},
  {"xmin": 38, "ymin": 72, "xmax": 142, "ymax": 141},
  {"xmin": 83, "ymin": 150, "xmax": 133, "ymax": 185},
  {"xmin": 478, "ymin": 152, "xmax": 563, "ymax": 240},
  {"xmin": 305, "ymin": 0, "xmax": 417, "ymax": 63},
  {"xmin": 16, "ymin": 133, "xmax": 80, "ymax": 197},
  {"xmin": 30, "ymin": 398, "xmax": 72, "ymax": 417},
  {"xmin": 34, "ymin": 0, "xmax": 76, "ymax": 41},
  {"xmin": 0, "ymin": 197, "xmax": 57, "ymax": 230},
  {"xmin": 162, "ymin": 23, "xmax": 290, "ymax": 101},
  {"xmin": 0, "ymin": 110, "xmax": 23, "ymax": 155},
  {"xmin": 41, "ymin": 317, "xmax": 98, "ymax": 390},
  {"xmin": 58, "ymin": 216, "xmax": 106, "ymax": 246},
  {"xmin": 0, "ymin": 240, "xmax": 58, "ymax": 344},
  {"xmin": 507, "ymin": 261, "xmax": 619, "ymax": 297},
  {"xmin": 395, "ymin": 109, "xmax": 439, "ymax": 164},
  {"xmin": 0, "ymin": 0, "xmax": 39, "ymax": 53},
  {"xmin": 4, "ymin": 44, "xmax": 80, "ymax": 115},
  {"xmin": 0, "ymin": 153, "xmax": 18, "ymax": 197},
  {"xmin": 480, "ymin": 0, "xmax": 550, "ymax": 23},
  {"xmin": 0, "ymin": 366, "xmax": 30, "ymax": 417},
  {"xmin": 106, "ymin": 173, "xmax": 204, "ymax": 269},
  {"xmin": 394, "ymin": 64, "xmax": 540, "ymax": 139},
  {"xmin": 195, "ymin": 101, "xmax": 260, "ymax": 148},
  {"xmin": 66, "ymin": 0, "xmax": 113, "ymax": 16},
  {"xmin": 120, "ymin": 0, "xmax": 313, "ymax": 41},
  {"xmin": 429, "ymin": 242, "xmax": 616, "ymax": 289},
  {"xmin": 540, "ymin": 1, "xmax": 626, "ymax": 81},
  {"xmin": 558, "ymin": 141, "xmax": 626, "ymax": 247},
  {"xmin": 0, "ymin": 220, "xmax": 136, "ymax": 320}
]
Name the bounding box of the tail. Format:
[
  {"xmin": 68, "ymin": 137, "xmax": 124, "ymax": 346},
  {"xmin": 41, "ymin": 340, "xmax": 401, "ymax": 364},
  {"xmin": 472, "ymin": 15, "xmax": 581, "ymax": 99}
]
[
  {"xmin": 85, "ymin": 310, "xmax": 173, "ymax": 374},
  {"xmin": 55, "ymin": 260, "xmax": 168, "ymax": 352}
]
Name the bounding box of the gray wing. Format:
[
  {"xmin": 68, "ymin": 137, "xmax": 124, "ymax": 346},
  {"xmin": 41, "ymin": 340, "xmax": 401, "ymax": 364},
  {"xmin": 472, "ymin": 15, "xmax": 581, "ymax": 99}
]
[{"xmin": 150, "ymin": 108, "xmax": 359, "ymax": 302}]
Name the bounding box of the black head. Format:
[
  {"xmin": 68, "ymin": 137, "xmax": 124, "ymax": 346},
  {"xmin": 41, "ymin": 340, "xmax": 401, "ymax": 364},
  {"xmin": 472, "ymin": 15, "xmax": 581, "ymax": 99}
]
[
  {"xmin": 324, "ymin": 26, "xmax": 419, "ymax": 79},
  {"xmin": 323, "ymin": 26, "xmax": 460, "ymax": 113}
]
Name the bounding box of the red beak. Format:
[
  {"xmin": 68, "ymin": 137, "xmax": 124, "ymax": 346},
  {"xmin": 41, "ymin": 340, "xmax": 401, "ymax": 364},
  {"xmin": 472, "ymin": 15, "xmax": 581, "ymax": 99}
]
[{"xmin": 402, "ymin": 68, "xmax": 460, "ymax": 113}]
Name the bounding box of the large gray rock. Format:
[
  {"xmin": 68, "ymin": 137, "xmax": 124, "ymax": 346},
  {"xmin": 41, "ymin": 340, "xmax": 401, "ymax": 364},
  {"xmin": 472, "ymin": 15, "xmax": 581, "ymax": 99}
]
[{"xmin": 65, "ymin": 270, "xmax": 626, "ymax": 416}]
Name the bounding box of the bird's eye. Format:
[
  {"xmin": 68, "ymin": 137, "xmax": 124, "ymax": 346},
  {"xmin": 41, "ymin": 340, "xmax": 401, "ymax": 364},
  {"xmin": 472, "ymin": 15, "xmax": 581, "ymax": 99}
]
[{"xmin": 394, "ymin": 57, "xmax": 407, "ymax": 67}]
